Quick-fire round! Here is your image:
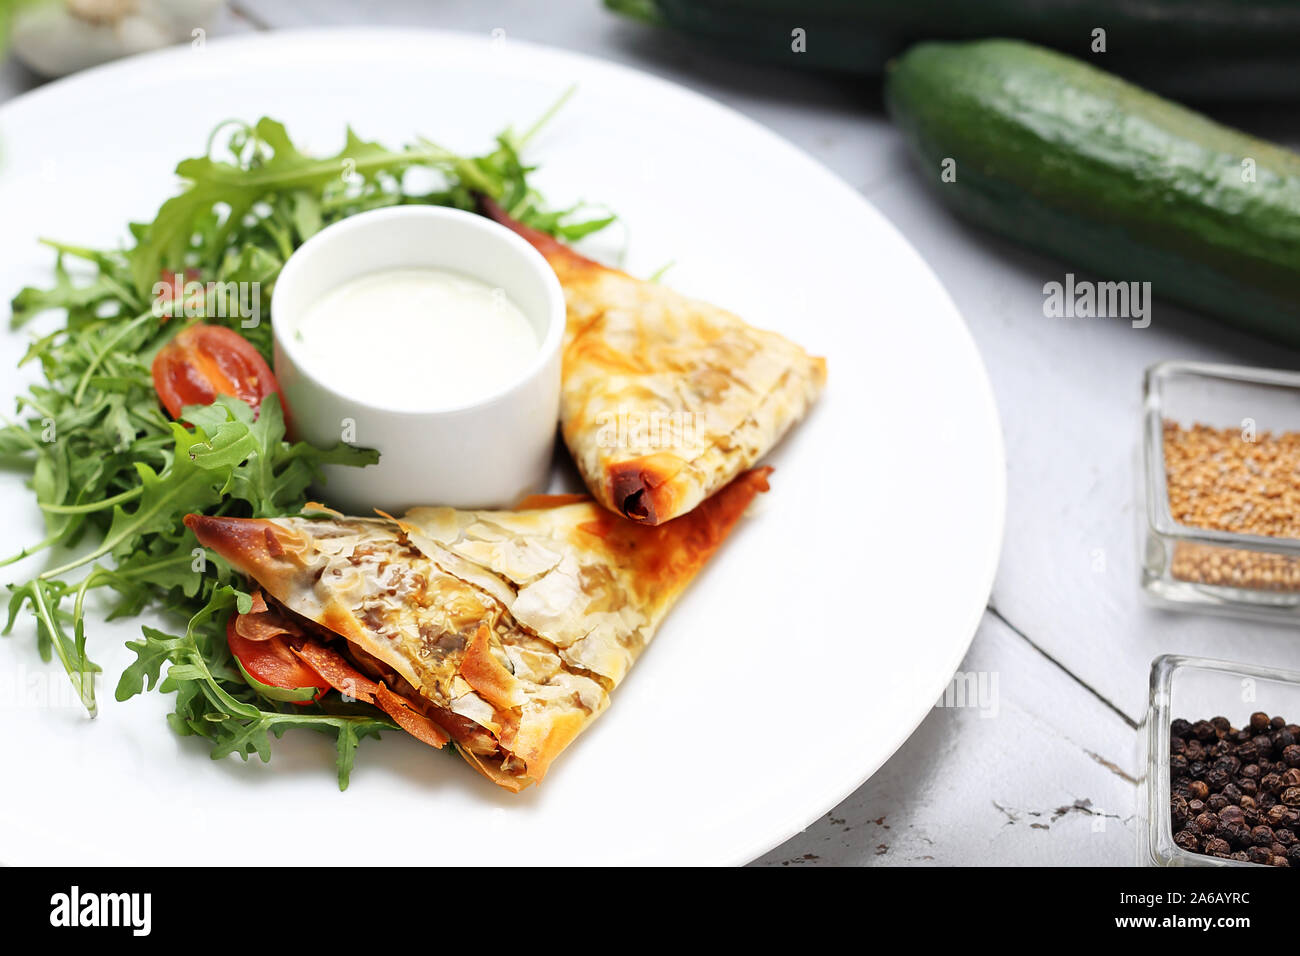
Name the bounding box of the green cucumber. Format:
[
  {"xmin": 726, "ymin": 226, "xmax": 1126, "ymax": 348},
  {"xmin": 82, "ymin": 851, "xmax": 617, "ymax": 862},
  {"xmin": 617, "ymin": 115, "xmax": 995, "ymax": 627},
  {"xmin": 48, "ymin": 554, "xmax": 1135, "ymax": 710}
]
[
  {"xmin": 884, "ymin": 40, "xmax": 1300, "ymax": 344},
  {"xmin": 606, "ymin": 0, "xmax": 1300, "ymax": 100}
]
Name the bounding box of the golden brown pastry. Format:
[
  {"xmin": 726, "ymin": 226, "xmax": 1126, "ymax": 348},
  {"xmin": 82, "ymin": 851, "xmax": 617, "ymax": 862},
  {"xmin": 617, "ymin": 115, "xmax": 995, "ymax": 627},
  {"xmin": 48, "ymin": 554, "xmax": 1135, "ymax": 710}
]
[
  {"xmin": 481, "ymin": 197, "xmax": 824, "ymax": 525},
  {"xmin": 185, "ymin": 468, "xmax": 770, "ymax": 790}
]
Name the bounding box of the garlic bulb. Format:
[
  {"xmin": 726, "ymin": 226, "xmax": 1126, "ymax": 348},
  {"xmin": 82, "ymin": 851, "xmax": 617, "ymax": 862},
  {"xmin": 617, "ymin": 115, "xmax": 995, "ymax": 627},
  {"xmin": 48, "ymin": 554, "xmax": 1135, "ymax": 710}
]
[{"xmin": 9, "ymin": 0, "xmax": 224, "ymax": 78}]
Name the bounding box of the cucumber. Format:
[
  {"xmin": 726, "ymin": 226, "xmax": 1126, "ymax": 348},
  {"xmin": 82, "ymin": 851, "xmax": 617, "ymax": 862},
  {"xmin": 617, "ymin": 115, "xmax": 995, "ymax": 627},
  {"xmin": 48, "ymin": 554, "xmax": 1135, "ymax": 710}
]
[
  {"xmin": 884, "ymin": 40, "xmax": 1300, "ymax": 344},
  {"xmin": 606, "ymin": 0, "xmax": 1300, "ymax": 100}
]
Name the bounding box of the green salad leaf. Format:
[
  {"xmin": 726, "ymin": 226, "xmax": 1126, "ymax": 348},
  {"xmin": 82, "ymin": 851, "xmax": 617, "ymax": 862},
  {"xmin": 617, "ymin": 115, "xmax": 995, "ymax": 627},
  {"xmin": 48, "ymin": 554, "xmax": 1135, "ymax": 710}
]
[
  {"xmin": 183, "ymin": 394, "xmax": 377, "ymax": 517},
  {"xmin": 1, "ymin": 103, "xmax": 612, "ymax": 786},
  {"xmin": 116, "ymin": 584, "xmax": 394, "ymax": 790}
]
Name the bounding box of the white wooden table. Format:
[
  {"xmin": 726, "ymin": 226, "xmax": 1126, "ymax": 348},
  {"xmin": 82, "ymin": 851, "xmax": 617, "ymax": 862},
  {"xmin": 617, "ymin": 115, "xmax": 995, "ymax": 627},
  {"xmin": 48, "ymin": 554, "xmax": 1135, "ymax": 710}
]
[{"xmin": 6, "ymin": 0, "xmax": 1298, "ymax": 866}]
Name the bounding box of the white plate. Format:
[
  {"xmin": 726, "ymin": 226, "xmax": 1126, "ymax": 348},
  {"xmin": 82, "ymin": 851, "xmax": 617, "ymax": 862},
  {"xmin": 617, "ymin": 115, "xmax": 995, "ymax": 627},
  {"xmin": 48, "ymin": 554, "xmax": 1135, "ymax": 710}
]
[{"xmin": 0, "ymin": 28, "xmax": 1004, "ymax": 865}]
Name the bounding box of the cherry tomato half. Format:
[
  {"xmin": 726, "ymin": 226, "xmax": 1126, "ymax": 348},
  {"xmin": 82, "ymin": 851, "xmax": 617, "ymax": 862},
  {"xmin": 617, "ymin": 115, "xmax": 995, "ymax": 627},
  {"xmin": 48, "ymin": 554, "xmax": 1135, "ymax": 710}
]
[
  {"xmin": 225, "ymin": 616, "xmax": 330, "ymax": 706},
  {"xmin": 151, "ymin": 324, "xmax": 282, "ymax": 420}
]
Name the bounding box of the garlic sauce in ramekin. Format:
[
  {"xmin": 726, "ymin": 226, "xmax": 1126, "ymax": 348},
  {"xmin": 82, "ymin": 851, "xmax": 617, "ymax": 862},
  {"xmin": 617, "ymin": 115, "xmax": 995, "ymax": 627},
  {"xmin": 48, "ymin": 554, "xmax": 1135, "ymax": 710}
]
[
  {"xmin": 270, "ymin": 206, "xmax": 566, "ymax": 514},
  {"xmin": 290, "ymin": 267, "xmax": 539, "ymax": 410}
]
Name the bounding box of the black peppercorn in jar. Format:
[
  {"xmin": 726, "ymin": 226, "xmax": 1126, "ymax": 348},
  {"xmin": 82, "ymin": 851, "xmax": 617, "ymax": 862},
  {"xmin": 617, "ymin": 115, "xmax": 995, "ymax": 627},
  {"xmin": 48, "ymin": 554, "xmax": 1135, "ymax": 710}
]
[
  {"xmin": 1167, "ymin": 708, "xmax": 1300, "ymax": 866},
  {"xmin": 1144, "ymin": 656, "xmax": 1300, "ymax": 867}
]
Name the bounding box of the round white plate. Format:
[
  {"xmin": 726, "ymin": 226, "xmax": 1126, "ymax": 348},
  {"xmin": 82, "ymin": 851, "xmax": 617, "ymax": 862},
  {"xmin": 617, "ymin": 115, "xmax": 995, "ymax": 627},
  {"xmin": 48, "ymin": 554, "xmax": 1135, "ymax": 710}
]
[{"xmin": 0, "ymin": 28, "xmax": 1004, "ymax": 865}]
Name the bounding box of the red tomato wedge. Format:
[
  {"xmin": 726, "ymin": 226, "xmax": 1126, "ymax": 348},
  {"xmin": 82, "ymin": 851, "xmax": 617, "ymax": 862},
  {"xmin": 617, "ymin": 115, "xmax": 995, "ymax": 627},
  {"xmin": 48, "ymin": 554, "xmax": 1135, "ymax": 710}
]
[
  {"xmin": 225, "ymin": 615, "xmax": 329, "ymax": 705},
  {"xmin": 151, "ymin": 324, "xmax": 283, "ymax": 420}
]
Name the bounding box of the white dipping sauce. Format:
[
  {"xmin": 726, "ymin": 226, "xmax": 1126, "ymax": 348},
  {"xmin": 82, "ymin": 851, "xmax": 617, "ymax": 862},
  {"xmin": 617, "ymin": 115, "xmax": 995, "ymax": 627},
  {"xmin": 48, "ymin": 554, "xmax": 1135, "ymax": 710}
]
[{"xmin": 292, "ymin": 267, "xmax": 539, "ymax": 409}]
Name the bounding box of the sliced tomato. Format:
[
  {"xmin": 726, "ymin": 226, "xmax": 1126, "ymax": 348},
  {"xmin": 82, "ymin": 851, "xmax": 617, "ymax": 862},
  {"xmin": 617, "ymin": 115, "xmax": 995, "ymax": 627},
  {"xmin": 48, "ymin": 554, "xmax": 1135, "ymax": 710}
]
[
  {"xmin": 226, "ymin": 615, "xmax": 329, "ymax": 706},
  {"xmin": 292, "ymin": 641, "xmax": 381, "ymax": 703},
  {"xmin": 151, "ymin": 324, "xmax": 282, "ymax": 420}
]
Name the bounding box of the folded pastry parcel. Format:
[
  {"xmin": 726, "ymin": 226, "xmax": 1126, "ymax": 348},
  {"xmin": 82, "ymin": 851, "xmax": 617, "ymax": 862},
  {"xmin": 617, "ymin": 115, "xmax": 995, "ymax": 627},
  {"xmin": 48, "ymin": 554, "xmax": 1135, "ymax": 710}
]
[
  {"xmin": 186, "ymin": 468, "xmax": 770, "ymax": 791},
  {"xmin": 481, "ymin": 197, "xmax": 825, "ymax": 526}
]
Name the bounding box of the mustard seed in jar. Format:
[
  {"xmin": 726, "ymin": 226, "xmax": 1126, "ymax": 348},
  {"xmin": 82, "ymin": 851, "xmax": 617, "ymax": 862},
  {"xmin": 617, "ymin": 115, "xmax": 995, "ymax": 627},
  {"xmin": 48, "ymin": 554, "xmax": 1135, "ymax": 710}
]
[{"xmin": 1163, "ymin": 421, "xmax": 1300, "ymax": 591}]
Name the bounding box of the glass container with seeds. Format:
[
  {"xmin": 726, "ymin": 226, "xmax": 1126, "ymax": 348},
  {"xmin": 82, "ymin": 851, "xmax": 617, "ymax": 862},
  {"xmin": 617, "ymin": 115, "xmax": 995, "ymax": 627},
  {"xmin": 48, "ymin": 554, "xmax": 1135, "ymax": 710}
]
[{"xmin": 1141, "ymin": 361, "xmax": 1300, "ymax": 620}]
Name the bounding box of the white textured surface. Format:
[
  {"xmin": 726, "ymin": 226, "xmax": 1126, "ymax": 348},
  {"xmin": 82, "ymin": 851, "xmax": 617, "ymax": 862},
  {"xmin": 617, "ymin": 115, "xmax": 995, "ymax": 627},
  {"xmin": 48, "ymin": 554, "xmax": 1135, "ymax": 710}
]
[{"xmin": 4, "ymin": 0, "xmax": 1296, "ymax": 865}]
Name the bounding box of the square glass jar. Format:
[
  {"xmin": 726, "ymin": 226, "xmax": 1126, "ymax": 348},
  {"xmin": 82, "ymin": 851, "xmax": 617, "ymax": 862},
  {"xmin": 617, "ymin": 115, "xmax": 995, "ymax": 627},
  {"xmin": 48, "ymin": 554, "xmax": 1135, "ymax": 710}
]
[
  {"xmin": 1141, "ymin": 360, "xmax": 1300, "ymax": 620},
  {"xmin": 1140, "ymin": 654, "xmax": 1300, "ymax": 867}
]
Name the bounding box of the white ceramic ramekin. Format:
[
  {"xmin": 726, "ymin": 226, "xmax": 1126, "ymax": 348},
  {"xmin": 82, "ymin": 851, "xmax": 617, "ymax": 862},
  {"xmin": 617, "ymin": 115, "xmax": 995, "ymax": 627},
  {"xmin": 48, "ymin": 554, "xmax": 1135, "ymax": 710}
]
[{"xmin": 271, "ymin": 206, "xmax": 565, "ymax": 514}]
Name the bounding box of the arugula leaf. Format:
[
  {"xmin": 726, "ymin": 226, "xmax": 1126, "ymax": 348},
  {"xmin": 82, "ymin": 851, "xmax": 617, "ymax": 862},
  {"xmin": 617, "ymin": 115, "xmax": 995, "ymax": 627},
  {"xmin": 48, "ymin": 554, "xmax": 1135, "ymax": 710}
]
[
  {"xmin": 131, "ymin": 110, "xmax": 613, "ymax": 306},
  {"xmin": 184, "ymin": 394, "xmax": 376, "ymax": 517},
  {"xmin": 39, "ymin": 416, "xmax": 247, "ymax": 580},
  {"xmin": 3, "ymin": 578, "xmax": 100, "ymax": 714},
  {"xmin": 118, "ymin": 585, "xmax": 395, "ymax": 789},
  {"xmin": 11, "ymin": 251, "xmax": 134, "ymax": 329},
  {"xmin": 133, "ymin": 120, "xmax": 410, "ymax": 296}
]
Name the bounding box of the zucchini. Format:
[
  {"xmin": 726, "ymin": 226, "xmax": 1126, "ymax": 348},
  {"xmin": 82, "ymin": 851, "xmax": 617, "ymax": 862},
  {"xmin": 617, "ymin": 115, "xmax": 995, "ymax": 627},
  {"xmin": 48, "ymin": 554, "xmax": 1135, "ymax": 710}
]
[
  {"xmin": 606, "ymin": 0, "xmax": 1300, "ymax": 100},
  {"xmin": 884, "ymin": 40, "xmax": 1300, "ymax": 344}
]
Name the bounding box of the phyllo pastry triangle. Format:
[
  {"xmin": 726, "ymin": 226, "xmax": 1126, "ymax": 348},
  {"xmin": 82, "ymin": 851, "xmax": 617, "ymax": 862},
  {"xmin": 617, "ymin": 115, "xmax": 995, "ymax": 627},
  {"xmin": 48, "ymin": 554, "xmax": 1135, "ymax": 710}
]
[
  {"xmin": 185, "ymin": 468, "xmax": 770, "ymax": 790},
  {"xmin": 480, "ymin": 197, "xmax": 825, "ymax": 525}
]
